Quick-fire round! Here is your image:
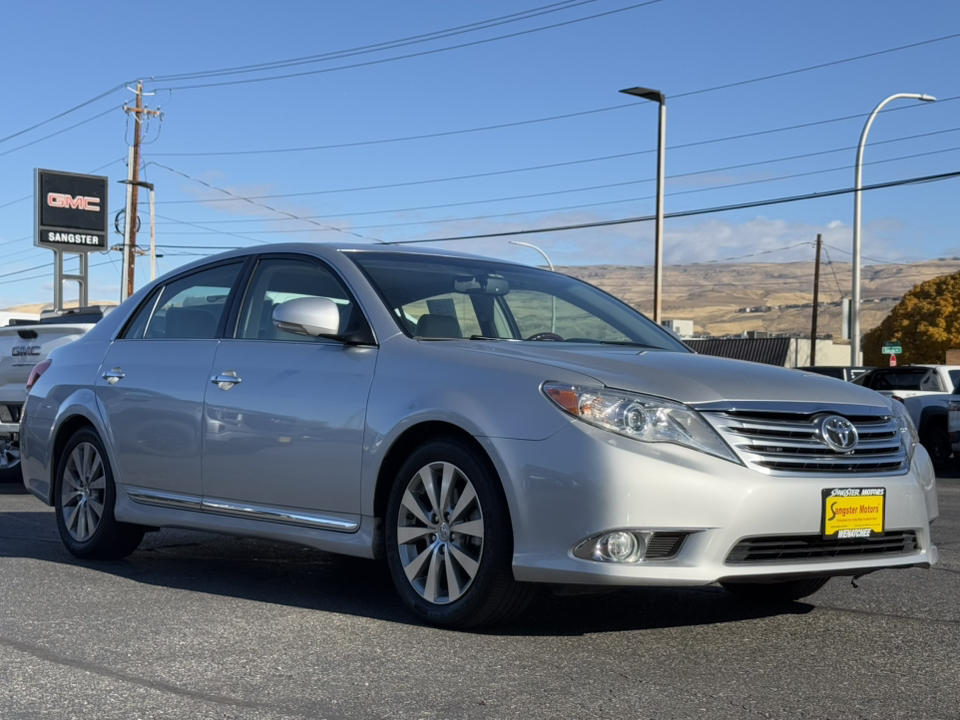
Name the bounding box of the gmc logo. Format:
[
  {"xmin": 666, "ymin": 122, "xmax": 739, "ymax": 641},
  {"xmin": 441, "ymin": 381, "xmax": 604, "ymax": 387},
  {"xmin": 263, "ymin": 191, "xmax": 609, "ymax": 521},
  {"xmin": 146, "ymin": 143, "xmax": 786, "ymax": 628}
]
[
  {"xmin": 12, "ymin": 346, "xmax": 41, "ymax": 357},
  {"xmin": 46, "ymin": 193, "xmax": 100, "ymax": 212}
]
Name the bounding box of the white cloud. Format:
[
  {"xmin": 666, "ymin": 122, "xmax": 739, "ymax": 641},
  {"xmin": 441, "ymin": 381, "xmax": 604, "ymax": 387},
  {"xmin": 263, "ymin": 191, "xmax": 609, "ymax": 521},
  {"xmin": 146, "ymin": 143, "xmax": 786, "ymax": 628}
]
[{"xmin": 394, "ymin": 210, "xmax": 921, "ymax": 269}]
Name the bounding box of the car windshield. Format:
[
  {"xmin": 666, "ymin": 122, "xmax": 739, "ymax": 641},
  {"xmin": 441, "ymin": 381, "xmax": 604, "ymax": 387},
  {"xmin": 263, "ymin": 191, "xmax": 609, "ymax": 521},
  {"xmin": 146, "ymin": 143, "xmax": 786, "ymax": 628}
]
[{"xmin": 348, "ymin": 251, "xmax": 689, "ymax": 351}]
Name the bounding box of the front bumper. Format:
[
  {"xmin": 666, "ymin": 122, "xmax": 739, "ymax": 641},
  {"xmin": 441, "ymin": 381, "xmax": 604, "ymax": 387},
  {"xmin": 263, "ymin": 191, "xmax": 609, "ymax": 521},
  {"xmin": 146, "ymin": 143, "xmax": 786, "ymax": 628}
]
[
  {"xmin": 489, "ymin": 421, "xmax": 938, "ymax": 586},
  {"xmin": 0, "ymin": 402, "xmax": 21, "ymax": 436}
]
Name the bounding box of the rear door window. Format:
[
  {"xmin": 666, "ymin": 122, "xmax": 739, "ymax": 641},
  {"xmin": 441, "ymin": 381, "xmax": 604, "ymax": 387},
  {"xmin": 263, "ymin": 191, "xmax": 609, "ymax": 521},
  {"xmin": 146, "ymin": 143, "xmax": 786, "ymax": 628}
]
[{"xmin": 122, "ymin": 263, "xmax": 242, "ymax": 340}]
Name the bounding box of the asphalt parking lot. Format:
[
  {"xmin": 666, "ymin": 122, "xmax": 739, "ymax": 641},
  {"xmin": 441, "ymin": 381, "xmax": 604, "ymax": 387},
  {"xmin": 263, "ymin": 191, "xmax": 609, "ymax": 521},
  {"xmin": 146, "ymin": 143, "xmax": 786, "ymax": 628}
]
[{"xmin": 1, "ymin": 475, "xmax": 958, "ymax": 720}]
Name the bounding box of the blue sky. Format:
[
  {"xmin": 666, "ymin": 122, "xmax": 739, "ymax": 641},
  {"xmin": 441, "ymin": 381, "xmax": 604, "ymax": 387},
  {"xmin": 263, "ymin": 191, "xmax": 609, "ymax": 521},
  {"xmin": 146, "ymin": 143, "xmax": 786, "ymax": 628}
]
[{"xmin": 2, "ymin": 0, "xmax": 959, "ymax": 307}]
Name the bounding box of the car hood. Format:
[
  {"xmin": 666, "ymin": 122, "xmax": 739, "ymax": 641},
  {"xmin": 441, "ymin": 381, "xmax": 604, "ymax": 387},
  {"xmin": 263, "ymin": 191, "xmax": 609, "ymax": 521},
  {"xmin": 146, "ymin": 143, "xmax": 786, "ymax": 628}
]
[{"xmin": 440, "ymin": 342, "xmax": 890, "ymax": 409}]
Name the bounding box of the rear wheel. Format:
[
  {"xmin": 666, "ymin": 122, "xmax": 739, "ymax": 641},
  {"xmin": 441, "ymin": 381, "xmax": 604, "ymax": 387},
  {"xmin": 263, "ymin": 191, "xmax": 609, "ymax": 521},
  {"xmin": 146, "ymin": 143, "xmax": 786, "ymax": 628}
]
[
  {"xmin": 54, "ymin": 428, "xmax": 145, "ymax": 559},
  {"xmin": 384, "ymin": 439, "xmax": 535, "ymax": 628},
  {"xmin": 720, "ymin": 577, "xmax": 830, "ymax": 603}
]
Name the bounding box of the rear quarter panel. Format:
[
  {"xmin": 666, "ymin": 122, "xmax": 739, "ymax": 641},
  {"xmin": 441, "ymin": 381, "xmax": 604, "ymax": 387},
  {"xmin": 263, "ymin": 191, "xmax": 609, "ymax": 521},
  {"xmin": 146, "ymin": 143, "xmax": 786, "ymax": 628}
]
[{"xmin": 20, "ymin": 337, "xmax": 113, "ymax": 505}]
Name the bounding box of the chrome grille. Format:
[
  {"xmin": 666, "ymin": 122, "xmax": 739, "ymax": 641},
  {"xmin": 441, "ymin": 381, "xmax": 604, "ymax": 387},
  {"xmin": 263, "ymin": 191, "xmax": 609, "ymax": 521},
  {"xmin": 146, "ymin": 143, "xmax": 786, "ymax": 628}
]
[
  {"xmin": 702, "ymin": 408, "xmax": 907, "ymax": 476},
  {"xmin": 725, "ymin": 531, "xmax": 918, "ymax": 564}
]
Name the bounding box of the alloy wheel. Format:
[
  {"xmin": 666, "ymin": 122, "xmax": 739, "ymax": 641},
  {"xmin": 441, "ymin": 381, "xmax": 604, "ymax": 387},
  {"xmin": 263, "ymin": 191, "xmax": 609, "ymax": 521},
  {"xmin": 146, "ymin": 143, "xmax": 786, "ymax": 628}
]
[
  {"xmin": 60, "ymin": 442, "xmax": 107, "ymax": 542},
  {"xmin": 395, "ymin": 460, "xmax": 484, "ymax": 604}
]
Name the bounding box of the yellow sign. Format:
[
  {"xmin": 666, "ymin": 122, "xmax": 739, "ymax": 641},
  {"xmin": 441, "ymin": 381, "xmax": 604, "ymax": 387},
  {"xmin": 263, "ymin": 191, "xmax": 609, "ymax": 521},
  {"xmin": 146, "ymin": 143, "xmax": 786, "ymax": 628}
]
[{"xmin": 822, "ymin": 488, "xmax": 885, "ymax": 538}]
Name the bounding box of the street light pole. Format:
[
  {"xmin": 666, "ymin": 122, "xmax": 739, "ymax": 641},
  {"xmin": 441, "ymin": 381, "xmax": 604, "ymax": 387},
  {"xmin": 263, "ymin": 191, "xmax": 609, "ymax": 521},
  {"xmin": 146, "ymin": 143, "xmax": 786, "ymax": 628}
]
[
  {"xmin": 851, "ymin": 92, "xmax": 936, "ymax": 366},
  {"xmin": 510, "ymin": 240, "xmax": 556, "ymax": 332},
  {"xmin": 621, "ymin": 86, "xmax": 666, "ymax": 324}
]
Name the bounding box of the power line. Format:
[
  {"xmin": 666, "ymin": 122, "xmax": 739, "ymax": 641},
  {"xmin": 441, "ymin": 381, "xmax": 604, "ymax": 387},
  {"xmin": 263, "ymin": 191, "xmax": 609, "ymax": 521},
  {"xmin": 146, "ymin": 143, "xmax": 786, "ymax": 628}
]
[
  {"xmin": 145, "ymin": 93, "xmax": 958, "ymax": 159},
  {"xmin": 150, "ymin": 128, "xmax": 960, "ymax": 232},
  {"xmin": 706, "ymin": 242, "xmax": 814, "ymax": 263},
  {"xmin": 0, "ymin": 83, "xmax": 127, "ymax": 146},
  {"xmin": 672, "ymin": 32, "xmax": 960, "ymax": 100},
  {"xmin": 0, "ymin": 106, "xmax": 119, "ymax": 159},
  {"xmin": 149, "ymin": 123, "xmax": 960, "ymax": 228},
  {"xmin": 822, "ymin": 241, "xmax": 894, "ymax": 265},
  {"xmin": 0, "ymin": 259, "xmax": 117, "ymax": 288},
  {"xmin": 148, "ymin": 104, "xmax": 631, "ymax": 157},
  {"xmin": 157, "ymin": 1, "xmax": 663, "ymax": 91},
  {"xmin": 149, "ymin": 138, "xmax": 960, "ymax": 218},
  {"xmin": 152, "ymin": 0, "xmax": 603, "ymax": 82},
  {"xmin": 150, "ymin": 169, "xmax": 960, "ymax": 251},
  {"xmin": 0, "ymin": 261, "xmax": 62, "ymax": 281},
  {"xmin": 148, "ymin": 162, "xmax": 387, "ymax": 243},
  {"xmin": 382, "ymin": 169, "xmax": 960, "ymax": 245},
  {"xmin": 819, "ymin": 244, "xmax": 846, "ymax": 298}
]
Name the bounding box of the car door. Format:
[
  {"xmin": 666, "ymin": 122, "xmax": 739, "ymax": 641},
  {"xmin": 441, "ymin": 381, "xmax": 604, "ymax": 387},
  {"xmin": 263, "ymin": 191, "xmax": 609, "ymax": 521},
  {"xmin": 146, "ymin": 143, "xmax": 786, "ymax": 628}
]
[
  {"xmin": 96, "ymin": 261, "xmax": 244, "ymax": 500},
  {"xmin": 200, "ymin": 256, "xmax": 376, "ymax": 521}
]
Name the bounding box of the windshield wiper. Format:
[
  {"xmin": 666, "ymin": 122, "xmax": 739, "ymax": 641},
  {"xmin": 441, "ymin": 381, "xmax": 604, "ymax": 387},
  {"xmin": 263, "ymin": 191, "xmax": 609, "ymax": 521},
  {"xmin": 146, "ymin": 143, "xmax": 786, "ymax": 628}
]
[{"xmin": 583, "ymin": 340, "xmax": 656, "ymax": 348}]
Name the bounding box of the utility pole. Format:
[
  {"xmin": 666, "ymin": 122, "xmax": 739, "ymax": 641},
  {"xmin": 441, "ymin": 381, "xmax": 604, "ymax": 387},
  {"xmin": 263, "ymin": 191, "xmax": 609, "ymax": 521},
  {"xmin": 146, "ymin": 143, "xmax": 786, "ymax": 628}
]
[
  {"xmin": 810, "ymin": 234, "xmax": 822, "ymax": 366},
  {"xmin": 121, "ymin": 82, "xmax": 161, "ymax": 301}
]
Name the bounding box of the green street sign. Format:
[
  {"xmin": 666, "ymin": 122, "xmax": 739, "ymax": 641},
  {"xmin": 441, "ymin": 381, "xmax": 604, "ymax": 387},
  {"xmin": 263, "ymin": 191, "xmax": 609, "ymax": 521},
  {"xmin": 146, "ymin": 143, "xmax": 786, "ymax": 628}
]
[{"xmin": 881, "ymin": 345, "xmax": 902, "ymax": 355}]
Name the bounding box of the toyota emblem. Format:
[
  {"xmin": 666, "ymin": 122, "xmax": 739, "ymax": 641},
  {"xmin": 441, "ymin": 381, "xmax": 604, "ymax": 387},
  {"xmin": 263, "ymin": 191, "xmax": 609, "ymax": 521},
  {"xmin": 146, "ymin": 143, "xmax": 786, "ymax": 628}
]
[{"xmin": 817, "ymin": 415, "xmax": 859, "ymax": 453}]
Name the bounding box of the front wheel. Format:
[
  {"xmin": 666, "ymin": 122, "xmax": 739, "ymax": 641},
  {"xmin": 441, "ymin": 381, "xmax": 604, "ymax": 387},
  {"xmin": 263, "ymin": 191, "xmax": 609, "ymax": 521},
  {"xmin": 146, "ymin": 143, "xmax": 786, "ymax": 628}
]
[
  {"xmin": 54, "ymin": 428, "xmax": 145, "ymax": 559},
  {"xmin": 720, "ymin": 577, "xmax": 830, "ymax": 603},
  {"xmin": 384, "ymin": 439, "xmax": 534, "ymax": 628}
]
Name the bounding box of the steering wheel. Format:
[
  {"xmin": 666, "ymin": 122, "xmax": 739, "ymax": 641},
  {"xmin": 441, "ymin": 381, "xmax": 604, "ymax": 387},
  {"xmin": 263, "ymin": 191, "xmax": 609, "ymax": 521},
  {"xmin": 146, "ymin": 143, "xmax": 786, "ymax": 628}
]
[{"xmin": 526, "ymin": 332, "xmax": 564, "ymax": 342}]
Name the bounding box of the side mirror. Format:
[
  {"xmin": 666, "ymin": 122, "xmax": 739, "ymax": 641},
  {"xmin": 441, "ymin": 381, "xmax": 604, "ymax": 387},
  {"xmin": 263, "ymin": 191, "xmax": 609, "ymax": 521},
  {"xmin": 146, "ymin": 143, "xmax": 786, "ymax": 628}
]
[{"xmin": 273, "ymin": 297, "xmax": 341, "ymax": 337}]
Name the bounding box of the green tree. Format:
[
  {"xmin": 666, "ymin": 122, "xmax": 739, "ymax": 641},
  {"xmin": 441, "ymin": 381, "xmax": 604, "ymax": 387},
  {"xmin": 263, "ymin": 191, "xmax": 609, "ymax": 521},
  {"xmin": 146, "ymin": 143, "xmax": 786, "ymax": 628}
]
[{"xmin": 863, "ymin": 271, "xmax": 960, "ymax": 365}]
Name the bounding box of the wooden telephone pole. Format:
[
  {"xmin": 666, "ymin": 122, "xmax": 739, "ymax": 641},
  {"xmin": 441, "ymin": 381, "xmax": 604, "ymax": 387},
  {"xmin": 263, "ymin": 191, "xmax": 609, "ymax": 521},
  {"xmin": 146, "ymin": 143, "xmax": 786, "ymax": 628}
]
[
  {"xmin": 120, "ymin": 82, "xmax": 161, "ymax": 301},
  {"xmin": 810, "ymin": 234, "xmax": 822, "ymax": 366}
]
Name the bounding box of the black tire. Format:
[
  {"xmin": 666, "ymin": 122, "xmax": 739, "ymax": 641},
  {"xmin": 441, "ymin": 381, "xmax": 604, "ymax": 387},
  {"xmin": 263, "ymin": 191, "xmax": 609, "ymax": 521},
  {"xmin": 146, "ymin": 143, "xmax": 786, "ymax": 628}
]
[
  {"xmin": 54, "ymin": 428, "xmax": 145, "ymax": 560},
  {"xmin": 0, "ymin": 461, "xmax": 21, "ymax": 484},
  {"xmin": 720, "ymin": 576, "xmax": 830, "ymax": 603},
  {"xmin": 920, "ymin": 425, "xmax": 951, "ymax": 473},
  {"xmin": 384, "ymin": 438, "xmax": 535, "ymax": 628},
  {"xmin": 0, "ymin": 439, "xmax": 20, "ymax": 483}
]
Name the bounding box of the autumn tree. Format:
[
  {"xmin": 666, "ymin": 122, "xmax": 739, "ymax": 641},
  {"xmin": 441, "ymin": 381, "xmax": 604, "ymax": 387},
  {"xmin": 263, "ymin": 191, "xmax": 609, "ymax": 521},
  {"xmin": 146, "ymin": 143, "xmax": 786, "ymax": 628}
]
[{"xmin": 862, "ymin": 271, "xmax": 960, "ymax": 365}]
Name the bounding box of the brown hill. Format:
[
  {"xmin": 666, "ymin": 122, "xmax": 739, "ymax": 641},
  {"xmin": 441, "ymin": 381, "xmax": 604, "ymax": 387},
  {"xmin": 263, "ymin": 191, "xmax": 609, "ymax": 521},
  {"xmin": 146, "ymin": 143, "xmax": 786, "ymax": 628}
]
[{"xmin": 557, "ymin": 257, "xmax": 960, "ymax": 338}]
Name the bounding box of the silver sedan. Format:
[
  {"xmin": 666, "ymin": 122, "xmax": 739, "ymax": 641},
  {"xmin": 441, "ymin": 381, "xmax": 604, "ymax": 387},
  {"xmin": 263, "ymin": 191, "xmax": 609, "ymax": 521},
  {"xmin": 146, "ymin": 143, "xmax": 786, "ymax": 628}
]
[{"xmin": 20, "ymin": 243, "xmax": 938, "ymax": 627}]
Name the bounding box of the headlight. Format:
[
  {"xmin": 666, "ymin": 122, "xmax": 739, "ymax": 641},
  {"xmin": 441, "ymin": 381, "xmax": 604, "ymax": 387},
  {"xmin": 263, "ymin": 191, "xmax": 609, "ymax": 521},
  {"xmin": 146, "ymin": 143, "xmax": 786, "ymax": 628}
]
[
  {"xmin": 888, "ymin": 397, "xmax": 918, "ymax": 463},
  {"xmin": 542, "ymin": 382, "xmax": 740, "ymax": 464}
]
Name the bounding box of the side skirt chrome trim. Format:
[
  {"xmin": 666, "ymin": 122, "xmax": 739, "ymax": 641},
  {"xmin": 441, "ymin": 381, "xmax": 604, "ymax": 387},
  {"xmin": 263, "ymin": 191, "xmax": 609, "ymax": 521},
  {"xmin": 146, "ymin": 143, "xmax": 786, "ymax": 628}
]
[
  {"xmin": 201, "ymin": 498, "xmax": 359, "ymax": 533},
  {"xmin": 126, "ymin": 488, "xmax": 359, "ymax": 533},
  {"xmin": 127, "ymin": 488, "xmax": 203, "ymax": 511}
]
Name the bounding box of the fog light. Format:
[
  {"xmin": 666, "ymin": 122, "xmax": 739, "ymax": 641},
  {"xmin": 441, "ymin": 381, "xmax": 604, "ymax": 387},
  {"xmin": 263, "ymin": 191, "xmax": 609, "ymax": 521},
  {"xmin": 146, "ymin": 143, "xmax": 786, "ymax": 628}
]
[
  {"xmin": 592, "ymin": 531, "xmax": 644, "ymax": 563},
  {"xmin": 573, "ymin": 530, "xmax": 653, "ymax": 563}
]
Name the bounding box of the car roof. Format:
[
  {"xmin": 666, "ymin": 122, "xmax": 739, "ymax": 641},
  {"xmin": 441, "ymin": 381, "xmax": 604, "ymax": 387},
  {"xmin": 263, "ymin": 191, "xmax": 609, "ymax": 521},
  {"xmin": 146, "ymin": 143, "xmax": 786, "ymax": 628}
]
[{"xmin": 158, "ymin": 242, "xmax": 526, "ymax": 283}]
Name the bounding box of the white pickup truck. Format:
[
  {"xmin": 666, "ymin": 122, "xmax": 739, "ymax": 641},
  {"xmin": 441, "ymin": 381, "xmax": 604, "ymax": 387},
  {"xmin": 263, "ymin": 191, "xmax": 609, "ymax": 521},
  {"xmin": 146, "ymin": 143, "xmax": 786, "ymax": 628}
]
[
  {"xmin": 852, "ymin": 364, "xmax": 960, "ymax": 471},
  {"xmin": 0, "ymin": 307, "xmax": 110, "ymax": 481}
]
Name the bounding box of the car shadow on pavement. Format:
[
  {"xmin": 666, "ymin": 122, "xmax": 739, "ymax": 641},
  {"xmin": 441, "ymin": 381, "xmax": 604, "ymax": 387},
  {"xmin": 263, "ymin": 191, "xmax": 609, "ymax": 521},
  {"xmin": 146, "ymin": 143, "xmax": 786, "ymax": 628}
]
[
  {"xmin": 0, "ymin": 508, "xmax": 817, "ymax": 635},
  {"xmin": 0, "ymin": 481, "xmax": 29, "ymax": 495}
]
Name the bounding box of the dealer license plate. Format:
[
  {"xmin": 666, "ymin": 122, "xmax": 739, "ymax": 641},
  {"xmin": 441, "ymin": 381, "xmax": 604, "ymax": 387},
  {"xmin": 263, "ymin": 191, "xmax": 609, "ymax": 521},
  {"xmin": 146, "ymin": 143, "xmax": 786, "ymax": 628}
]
[{"xmin": 822, "ymin": 487, "xmax": 885, "ymax": 539}]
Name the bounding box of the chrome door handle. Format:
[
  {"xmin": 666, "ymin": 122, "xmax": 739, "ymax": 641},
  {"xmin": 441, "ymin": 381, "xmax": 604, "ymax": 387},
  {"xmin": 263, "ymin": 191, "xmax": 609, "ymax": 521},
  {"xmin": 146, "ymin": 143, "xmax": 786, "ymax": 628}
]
[
  {"xmin": 211, "ymin": 371, "xmax": 241, "ymax": 391},
  {"xmin": 102, "ymin": 367, "xmax": 125, "ymax": 384}
]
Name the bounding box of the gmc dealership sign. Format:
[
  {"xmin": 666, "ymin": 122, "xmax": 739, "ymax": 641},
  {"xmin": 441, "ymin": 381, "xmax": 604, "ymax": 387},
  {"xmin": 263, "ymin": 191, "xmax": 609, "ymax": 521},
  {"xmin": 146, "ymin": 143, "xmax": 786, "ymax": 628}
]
[{"xmin": 34, "ymin": 169, "xmax": 108, "ymax": 251}]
